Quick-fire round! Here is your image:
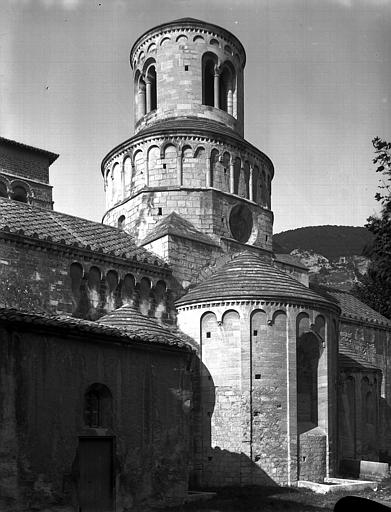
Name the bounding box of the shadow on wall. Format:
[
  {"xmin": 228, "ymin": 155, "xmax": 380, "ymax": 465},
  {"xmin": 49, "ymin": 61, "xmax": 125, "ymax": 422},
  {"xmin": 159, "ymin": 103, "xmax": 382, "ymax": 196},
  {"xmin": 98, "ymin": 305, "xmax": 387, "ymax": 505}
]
[{"xmin": 189, "ymin": 360, "xmax": 279, "ymax": 490}]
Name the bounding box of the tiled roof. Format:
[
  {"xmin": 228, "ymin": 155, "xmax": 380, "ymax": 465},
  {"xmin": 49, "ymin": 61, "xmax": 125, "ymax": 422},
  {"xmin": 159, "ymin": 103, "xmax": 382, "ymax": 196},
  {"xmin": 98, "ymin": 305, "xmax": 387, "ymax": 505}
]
[
  {"xmin": 325, "ymin": 288, "xmax": 391, "ymax": 328},
  {"xmin": 0, "ymin": 198, "xmax": 167, "ymax": 268},
  {"xmin": 0, "ymin": 136, "xmax": 59, "ymax": 164},
  {"xmin": 274, "ymin": 253, "xmax": 308, "ymax": 270},
  {"xmin": 140, "ymin": 212, "xmax": 219, "ymax": 247},
  {"xmin": 339, "ymin": 341, "xmax": 380, "ymax": 371},
  {"xmin": 176, "ymin": 251, "xmax": 336, "ymax": 308},
  {"xmin": 0, "ymin": 307, "xmax": 193, "ymax": 351}
]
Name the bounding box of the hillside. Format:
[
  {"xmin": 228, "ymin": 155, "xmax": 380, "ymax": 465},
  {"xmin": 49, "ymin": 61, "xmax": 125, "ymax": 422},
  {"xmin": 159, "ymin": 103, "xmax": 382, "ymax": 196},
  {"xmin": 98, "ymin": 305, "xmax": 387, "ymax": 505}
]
[{"xmin": 273, "ymin": 225, "xmax": 373, "ymax": 260}]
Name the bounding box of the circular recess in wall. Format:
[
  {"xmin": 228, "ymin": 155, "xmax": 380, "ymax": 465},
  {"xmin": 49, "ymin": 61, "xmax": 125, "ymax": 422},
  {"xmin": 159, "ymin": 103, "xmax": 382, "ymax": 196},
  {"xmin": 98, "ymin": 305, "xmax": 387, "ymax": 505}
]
[{"xmin": 229, "ymin": 204, "xmax": 253, "ymax": 243}]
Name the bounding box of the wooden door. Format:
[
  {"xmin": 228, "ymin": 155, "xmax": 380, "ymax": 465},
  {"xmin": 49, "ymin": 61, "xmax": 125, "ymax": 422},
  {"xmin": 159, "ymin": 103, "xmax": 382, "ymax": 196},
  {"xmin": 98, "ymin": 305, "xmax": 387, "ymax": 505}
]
[{"xmin": 79, "ymin": 437, "xmax": 114, "ymax": 512}]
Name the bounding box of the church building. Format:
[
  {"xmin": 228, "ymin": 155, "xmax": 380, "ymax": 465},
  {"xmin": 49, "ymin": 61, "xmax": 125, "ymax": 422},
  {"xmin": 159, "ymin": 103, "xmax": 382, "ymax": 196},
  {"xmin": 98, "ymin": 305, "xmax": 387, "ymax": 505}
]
[{"xmin": 0, "ymin": 17, "xmax": 391, "ymax": 512}]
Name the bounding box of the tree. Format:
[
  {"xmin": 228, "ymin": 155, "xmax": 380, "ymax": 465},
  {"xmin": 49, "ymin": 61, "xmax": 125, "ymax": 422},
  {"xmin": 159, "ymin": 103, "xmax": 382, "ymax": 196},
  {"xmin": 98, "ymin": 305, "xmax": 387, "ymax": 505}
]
[{"xmin": 353, "ymin": 137, "xmax": 391, "ymax": 319}]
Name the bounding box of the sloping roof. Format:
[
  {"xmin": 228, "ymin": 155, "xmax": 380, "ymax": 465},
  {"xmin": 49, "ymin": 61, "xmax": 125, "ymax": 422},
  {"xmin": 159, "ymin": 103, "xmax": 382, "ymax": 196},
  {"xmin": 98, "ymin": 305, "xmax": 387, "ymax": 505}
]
[
  {"xmin": 0, "ymin": 307, "xmax": 193, "ymax": 351},
  {"xmin": 98, "ymin": 304, "xmax": 189, "ymax": 345},
  {"xmin": 0, "ymin": 197, "xmax": 167, "ymax": 268},
  {"xmin": 0, "ymin": 136, "xmax": 59, "ymax": 165},
  {"xmin": 274, "ymin": 253, "xmax": 308, "ymax": 270},
  {"xmin": 140, "ymin": 212, "xmax": 219, "ymax": 247},
  {"xmin": 325, "ymin": 288, "xmax": 391, "ymax": 328},
  {"xmin": 339, "ymin": 341, "xmax": 380, "ymax": 371},
  {"xmin": 102, "ymin": 118, "xmax": 273, "ymax": 173},
  {"xmin": 176, "ymin": 251, "xmax": 336, "ymax": 308}
]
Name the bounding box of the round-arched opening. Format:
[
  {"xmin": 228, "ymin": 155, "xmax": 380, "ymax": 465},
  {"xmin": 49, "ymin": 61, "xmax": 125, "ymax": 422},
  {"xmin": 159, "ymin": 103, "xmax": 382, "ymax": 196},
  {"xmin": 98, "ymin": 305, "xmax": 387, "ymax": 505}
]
[
  {"xmin": 84, "ymin": 383, "xmax": 113, "ymax": 428},
  {"xmin": 229, "ymin": 204, "xmax": 253, "ymax": 243},
  {"xmin": 12, "ymin": 185, "xmax": 28, "ymax": 203}
]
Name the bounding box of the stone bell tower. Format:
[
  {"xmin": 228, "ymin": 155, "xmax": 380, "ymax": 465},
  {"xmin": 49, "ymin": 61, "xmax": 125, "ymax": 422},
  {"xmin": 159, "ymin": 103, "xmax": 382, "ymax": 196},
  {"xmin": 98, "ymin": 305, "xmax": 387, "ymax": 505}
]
[{"xmin": 101, "ymin": 18, "xmax": 274, "ymax": 284}]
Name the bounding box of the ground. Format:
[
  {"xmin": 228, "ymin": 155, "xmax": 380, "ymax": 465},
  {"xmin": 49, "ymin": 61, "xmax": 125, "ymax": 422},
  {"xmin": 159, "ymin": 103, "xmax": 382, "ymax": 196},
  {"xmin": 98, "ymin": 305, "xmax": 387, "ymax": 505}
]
[{"xmin": 168, "ymin": 480, "xmax": 391, "ymax": 511}]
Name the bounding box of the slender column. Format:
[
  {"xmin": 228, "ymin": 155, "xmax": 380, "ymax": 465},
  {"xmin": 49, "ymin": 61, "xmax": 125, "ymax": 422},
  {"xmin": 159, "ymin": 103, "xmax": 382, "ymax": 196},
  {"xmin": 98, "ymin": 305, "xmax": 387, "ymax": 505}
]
[
  {"xmin": 146, "ymin": 80, "xmax": 152, "ymax": 113},
  {"xmin": 227, "ymin": 84, "xmax": 233, "ymax": 115},
  {"xmin": 249, "ymin": 166, "xmax": 254, "ymax": 201},
  {"xmin": 229, "ymin": 159, "xmax": 234, "ymax": 194},
  {"xmin": 138, "ymin": 88, "xmax": 146, "ymax": 118},
  {"xmin": 214, "ymin": 70, "xmax": 220, "ymax": 109}
]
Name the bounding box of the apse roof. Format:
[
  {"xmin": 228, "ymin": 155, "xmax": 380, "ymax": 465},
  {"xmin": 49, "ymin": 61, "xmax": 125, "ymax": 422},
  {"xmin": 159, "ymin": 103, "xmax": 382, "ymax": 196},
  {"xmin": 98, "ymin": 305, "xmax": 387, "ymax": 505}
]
[
  {"xmin": 140, "ymin": 212, "xmax": 219, "ymax": 247},
  {"xmin": 98, "ymin": 304, "xmax": 196, "ymax": 349},
  {"xmin": 0, "ymin": 197, "xmax": 167, "ymax": 269},
  {"xmin": 0, "ymin": 307, "xmax": 193, "ymax": 351},
  {"xmin": 176, "ymin": 251, "xmax": 336, "ymax": 308}
]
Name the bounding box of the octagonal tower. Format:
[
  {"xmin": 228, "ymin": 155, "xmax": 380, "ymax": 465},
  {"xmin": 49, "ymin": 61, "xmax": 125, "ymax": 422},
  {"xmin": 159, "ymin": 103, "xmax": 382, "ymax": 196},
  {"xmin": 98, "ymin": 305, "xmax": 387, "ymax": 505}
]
[{"xmin": 102, "ymin": 18, "xmax": 274, "ymax": 284}]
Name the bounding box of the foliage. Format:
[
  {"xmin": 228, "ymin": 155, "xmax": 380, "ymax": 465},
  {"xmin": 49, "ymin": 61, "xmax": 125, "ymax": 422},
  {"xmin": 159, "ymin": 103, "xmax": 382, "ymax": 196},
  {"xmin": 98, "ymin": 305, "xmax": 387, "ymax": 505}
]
[
  {"xmin": 353, "ymin": 137, "xmax": 391, "ymax": 319},
  {"xmin": 273, "ymin": 225, "xmax": 373, "ymax": 260}
]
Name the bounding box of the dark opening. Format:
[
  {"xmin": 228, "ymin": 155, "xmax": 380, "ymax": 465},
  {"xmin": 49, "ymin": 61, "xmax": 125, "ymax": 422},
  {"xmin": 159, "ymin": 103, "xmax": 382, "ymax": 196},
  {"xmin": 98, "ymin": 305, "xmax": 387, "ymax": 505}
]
[
  {"xmin": 12, "ymin": 185, "xmax": 27, "ymax": 203},
  {"xmin": 203, "ymin": 58, "xmax": 215, "ymax": 107},
  {"xmin": 149, "ymin": 66, "xmax": 157, "ymax": 110},
  {"xmin": 206, "ymin": 331, "xmax": 211, "ymax": 338},
  {"xmin": 84, "ymin": 383, "xmax": 113, "ymax": 428}
]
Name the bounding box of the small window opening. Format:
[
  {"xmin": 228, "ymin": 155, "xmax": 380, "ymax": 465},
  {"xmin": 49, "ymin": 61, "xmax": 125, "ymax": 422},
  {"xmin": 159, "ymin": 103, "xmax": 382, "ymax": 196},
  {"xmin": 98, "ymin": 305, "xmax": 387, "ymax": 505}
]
[
  {"xmin": 206, "ymin": 331, "xmax": 211, "ymax": 338},
  {"xmin": 184, "ymin": 65, "xmax": 189, "ymax": 71},
  {"xmin": 253, "ymin": 330, "xmax": 258, "ymax": 336},
  {"xmin": 84, "ymin": 383, "xmax": 112, "ymax": 428},
  {"xmin": 208, "ymin": 456, "xmax": 213, "ymax": 461},
  {"xmin": 157, "ymin": 207, "xmax": 163, "ymax": 216},
  {"xmin": 117, "ymin": 215, "xmax": 125, "ymax": 230},
  {"xmin": 265, "ymin": 235, "xmax": 268, "ymax": 241},
  {"xmin": 163, "ymin": 163, "xmax": 167, "ymax": 169},
  {"xmin": 255, "ymin": 374, "xmax": 261, "ymax": 380},
  {"xmin": 12, "ymin": 185, "xmax": 27, "ymax": 203}
]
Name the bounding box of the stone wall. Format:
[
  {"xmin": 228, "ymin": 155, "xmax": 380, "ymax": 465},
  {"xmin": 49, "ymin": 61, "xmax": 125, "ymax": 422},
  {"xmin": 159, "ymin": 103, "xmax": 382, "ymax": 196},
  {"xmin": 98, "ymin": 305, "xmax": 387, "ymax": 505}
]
[
  {"xmin": 298, "ymin": 428, "xmax": 327, "ymax": 482},
  {"xmin": 130, "ymin": 20, "xmax": 246, "ymax": 134},
  {"xmin": 0, "ymin": 235, "xmax": 173, "ymax": 321},
  {"xmin": 0, "ymin": 323, "xmax": 193, "ymax": 511},
  {"xmin": 178, "ymin": 301, "xmax": 339, "ymax": 486},
  {"xmin": 339, "ymin": 320, "xmax": 391, "ymax": 462}
]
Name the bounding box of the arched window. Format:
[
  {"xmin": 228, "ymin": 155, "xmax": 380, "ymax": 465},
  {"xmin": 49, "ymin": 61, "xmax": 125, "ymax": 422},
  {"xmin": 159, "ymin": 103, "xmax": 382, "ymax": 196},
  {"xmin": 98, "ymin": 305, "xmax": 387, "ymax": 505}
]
[
  {"xmin": 84, "ymin": 383, "xmax": 113, "ymax": 428},
  {"xmin": 12, "ymin": 185, "xmax": 27, "ymax": 203},
  {"xmin": 146, "ymin": 65, "xmax": 157, "ymax": 112},
  {"xmin": 218, "ymin": 62, "xmax": 236, "ymax": 116},
  {"xmin": 297, "ymin": 333, "xmax": 320, "ymax": 426},
  {"xmin": 117, "ymin": 215, "xmax": 125, "ymax": 230},
  {"xmin": 202, "ymin": 53, "xmax": 217, "ymax": 107}
]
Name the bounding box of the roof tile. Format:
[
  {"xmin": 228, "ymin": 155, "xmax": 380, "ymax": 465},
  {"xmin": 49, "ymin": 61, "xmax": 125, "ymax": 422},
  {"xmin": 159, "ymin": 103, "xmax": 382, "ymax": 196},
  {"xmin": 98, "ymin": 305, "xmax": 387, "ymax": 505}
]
[
  {"xmin": 176, "ymin": 251, "xmax": 335, "ymax": 307},
  {"xmin": 0, "ymin": 198, "xmax": 166, "ymax": 268}
]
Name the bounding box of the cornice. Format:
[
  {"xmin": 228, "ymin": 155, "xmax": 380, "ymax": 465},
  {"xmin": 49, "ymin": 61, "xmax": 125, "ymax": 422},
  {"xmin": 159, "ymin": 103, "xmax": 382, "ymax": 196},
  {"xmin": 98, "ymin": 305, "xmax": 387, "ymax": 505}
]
[
  {"xmin": 176, "ymin": 298, "xmax": 341, "ymax": 314},
  {"xmin": 101, "ymin": 126, "xmax": 274, "ymax": 176},
  {"xmin": 130, "ymin": 19, "xmax": 246, "ymax": 68}
]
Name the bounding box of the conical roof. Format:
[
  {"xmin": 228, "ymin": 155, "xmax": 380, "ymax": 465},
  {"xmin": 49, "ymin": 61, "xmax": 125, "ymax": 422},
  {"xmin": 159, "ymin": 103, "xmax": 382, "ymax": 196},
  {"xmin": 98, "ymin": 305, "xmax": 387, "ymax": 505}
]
[
  {"xmin": 98, "ymin": 305, "xmax": 190, "ymax": 348},
  {"xmin": 176, "ymin": 252, "xmax": 336, "ymax": 308}
]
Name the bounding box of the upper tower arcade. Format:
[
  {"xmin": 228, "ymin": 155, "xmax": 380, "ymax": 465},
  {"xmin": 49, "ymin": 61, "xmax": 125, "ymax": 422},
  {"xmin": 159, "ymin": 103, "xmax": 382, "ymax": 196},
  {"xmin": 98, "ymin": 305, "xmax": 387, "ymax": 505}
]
[
  {"xmin": 130, "ymin": 18, "xmax": 246, "ymax": 136},
  {"xmin": 102, "ymin": 18, "xmax": 275, "ymax": 281}
]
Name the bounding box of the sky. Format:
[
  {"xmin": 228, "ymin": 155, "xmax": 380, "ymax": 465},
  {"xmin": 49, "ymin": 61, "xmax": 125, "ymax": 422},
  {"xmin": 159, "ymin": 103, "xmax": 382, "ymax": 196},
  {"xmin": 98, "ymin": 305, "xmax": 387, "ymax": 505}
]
[{"xmin": 1, "ymin": 0, "xmax": 390, "ymax": 234}]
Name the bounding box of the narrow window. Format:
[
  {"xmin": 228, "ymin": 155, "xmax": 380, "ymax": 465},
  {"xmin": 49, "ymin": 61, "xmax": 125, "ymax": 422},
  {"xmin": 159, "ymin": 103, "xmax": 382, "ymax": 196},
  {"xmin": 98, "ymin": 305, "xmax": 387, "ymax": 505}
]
[
  {"xmin": 117, "ymin": 215, "xmax": 125, "ymax": 230},
  {"xmin": 84, "ymin": 383, "xmax": 113, "ymax": 428}
]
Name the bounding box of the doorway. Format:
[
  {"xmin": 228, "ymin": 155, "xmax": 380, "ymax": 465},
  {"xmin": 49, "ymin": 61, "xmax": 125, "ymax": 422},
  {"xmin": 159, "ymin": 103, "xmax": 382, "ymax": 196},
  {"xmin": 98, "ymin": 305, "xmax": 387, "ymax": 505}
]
[{"xmin": 78, "ymin": 437, "xmax": 114, "ymax": 512}]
